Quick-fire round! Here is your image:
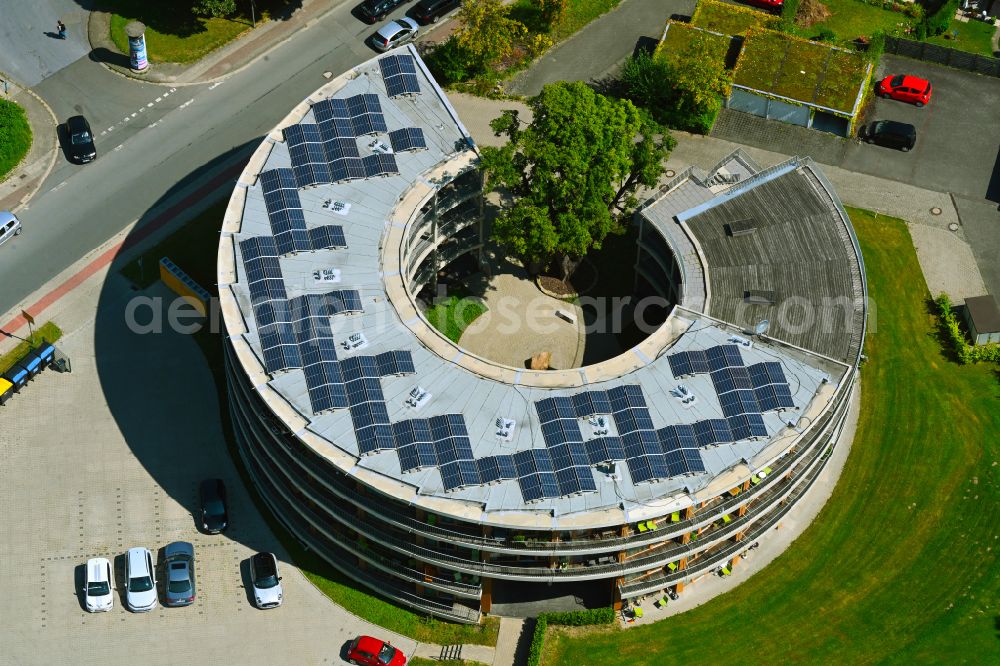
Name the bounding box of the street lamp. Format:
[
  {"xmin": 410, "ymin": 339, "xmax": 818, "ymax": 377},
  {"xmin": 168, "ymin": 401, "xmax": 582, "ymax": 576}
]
[{"xmin": 250, "ymin": 0, "xmax": 256, "ymax": 28}]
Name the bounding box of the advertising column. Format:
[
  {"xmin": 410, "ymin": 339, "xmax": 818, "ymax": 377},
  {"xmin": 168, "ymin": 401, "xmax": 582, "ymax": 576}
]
[{"xmin": 125, "ymin": 21, "xmax": 149, "ymax": 72}]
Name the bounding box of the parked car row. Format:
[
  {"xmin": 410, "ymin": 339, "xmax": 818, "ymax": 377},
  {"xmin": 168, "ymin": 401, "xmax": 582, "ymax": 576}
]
[
  {"xmin": 361, "ymin": 0, "xmax": 462, "ymax": 51},
  {"xmin": 862, "ymin": 73, "xmax": 933, "ymax": 152},
  {"xmin": 82, "ymin": 478, "xmax": 283, "ymax": 613}
]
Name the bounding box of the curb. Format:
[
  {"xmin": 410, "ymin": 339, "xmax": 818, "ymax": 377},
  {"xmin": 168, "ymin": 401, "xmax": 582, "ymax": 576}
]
[{"xmin": 10, "ymin": 85, "xmax": 61, "ymax": 214}]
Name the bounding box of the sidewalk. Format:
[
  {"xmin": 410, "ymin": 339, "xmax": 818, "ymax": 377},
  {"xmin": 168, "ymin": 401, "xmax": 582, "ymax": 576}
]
[{"xmin": 0, "ymin": 77, "xmax": 58, "ymax": 213}]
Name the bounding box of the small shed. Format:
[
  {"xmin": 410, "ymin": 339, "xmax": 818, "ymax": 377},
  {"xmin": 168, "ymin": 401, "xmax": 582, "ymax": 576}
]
[{"xmin": 963, "ymin": 295, "xmax": 1000, "ymax": 345}]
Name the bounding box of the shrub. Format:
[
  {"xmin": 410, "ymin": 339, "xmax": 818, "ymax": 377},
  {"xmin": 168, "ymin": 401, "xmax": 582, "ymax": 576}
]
[
  {"xmin": 923, "ymin": 0, "xmax": 961, "ymax": 36},
  {"xmin": 424, "ymin": 37, "xmax": 480, "ymax": 85},
  {"xmin": 866, "ymin": 30, "xmax": 887, "ymax": 63},
  {"xmin": 192, "ymin": 0, "xmax": 236, "ymax": 17},
  {"xmin": 813, "ymin": 27, "xmax": 836, "ymax": 42},
  {"xmin": 935, "ymin": 294, "xmax": 1000, "ymax": 364}
]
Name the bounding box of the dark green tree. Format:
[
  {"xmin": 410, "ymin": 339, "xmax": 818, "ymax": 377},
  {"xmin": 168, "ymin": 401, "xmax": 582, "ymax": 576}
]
[
  {"xmin": 480, "ymin": 81, "xmax": 673, "ymax": 281},
  {"xmin": 193, "ymin": 0, "xmax": 237, "ymax": 18}
]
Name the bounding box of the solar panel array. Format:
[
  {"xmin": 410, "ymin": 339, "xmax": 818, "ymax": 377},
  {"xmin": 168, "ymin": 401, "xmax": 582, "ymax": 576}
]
[
  {"xmin": 259, "ymin": 168, "xmax": 347, "ymax": 254},
  {"xmin": 378, "ymin": 54, "xmax": 421, "ymax": 98},
  {"xmin": 666, "ymin": 344, "xmax": 797, "ymax": 442},
  {"xmin": 388, "ymin": 127, "xmax": 427, "ymax": 153}
]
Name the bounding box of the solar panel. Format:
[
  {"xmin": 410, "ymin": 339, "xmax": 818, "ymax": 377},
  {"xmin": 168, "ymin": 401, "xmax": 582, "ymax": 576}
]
[
  {"xmin": 694, "ymin": 419, "xmax": 734, "ymax": 448},
  {"xmin": 363, "ymin": 153, "xmax": 398, "ymax": 178},
  {"xmin": 440, "ymin": 459, "xmax": 481, "ymax": 491},
  {"xmin": 241, "ymin": 237, "xmax": 288, "ymax": 305},
  {"xmin": 376, "ymin": 350, "xmax": 415, "ymax": 376},
  {"xmin": 584, "ymin": 436, "xmax": 625, "ymax": 464},
  {"xmin": 323, "ymin": 289, "xmax": 362, "ymax": 314},
  {"xmin": 609, "ymin": 384, "xmax": 647, "ymax": 413},
  {"xmin": 284, "ymin": 124, "xmax": 333, "ymax": 187},
  {"xmin": 324, "ymin": 136, "xmax": 360, "ymax": 160},
  {"xmin": 388, "ymin": 127, "xmax": 427, "ymax": 153},
  {"xmin": 667, "ymin": 351, "xmax": 693, "ymax": 378},
  {"xmin": 380, "ymin": 54, "xmax": 421, "ymax": 97},
  {"xmin": 259, "ymin": 168, "xmax": 311, "ymax": 255},
  {"xmin": 555, "ymin": 466, "xmax": 597, "ymax": 495},
  {"xmin": 308, "ymin": 225, "xmax": 347, "ymax": 250},
  {"xmin": 707, "ymin": 344, "xmax": 744, "ymax": 371},
  {"xmin": 571, "ymin": 390, "xmax": 612, "ymax": 418},
  {"xmin": 727, "ymin": 414, "xmax": 768, "ymax": 440},
  {"xmin": 513, "ymin": 449, "xmax": 560, "ymax": 502},
  {"xmin": 689, "ymin": 350, "xmax": 710, "ymax": 374}
]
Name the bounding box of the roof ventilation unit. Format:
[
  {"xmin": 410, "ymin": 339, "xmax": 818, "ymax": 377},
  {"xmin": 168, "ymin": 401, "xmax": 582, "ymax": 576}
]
[
  {"xmin": 405, "ymin": 386, "xmax": 431, "ymax": 410},
  {"xmin": 744, "ymin": 289, "xmax": 777, "ymax": 305},
  {"xmin": 341, "ymin": 332, "xmax": 368, "ymax": 353},
  {"xmin": 588, "ymin": 415, "xmax": 610, "ymax": 437},
  {"xmin": 725, "ymin": 219, "xmax": 756, "ymax": 237},
  {"xmin": 670, "ymin": 385, "xmax": 697, "ymax": 408},
  {"xmin": 495, "ymin": 417, "xmax": 516, "ymax": 442},
  {"xmin": 322, "ymin": 199, "xmax": 351, "ymax": 215}
]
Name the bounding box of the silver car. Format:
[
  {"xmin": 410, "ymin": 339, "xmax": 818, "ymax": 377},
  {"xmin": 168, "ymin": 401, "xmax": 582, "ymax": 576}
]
[
  {"xmin": 0, "ymin": 211, "xmax": 22, "ymax": 248},
  {"xmin": 249, "ymin": 552, "xmax": 283, "ymax": 609},
  {"xmin": 372, "ymin": 17, "xmax": 419, "ymax": 52}
]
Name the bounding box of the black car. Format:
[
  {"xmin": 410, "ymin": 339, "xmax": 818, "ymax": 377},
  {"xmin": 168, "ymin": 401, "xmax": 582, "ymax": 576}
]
[
  {"xmin": 199, "ymin": 478, "xmax": 228, "ymax": 533},
  {"xmin": 861, "ymin": 120, "xmax": 916, "ymax": 152},
  {"xmin": 360, "ymin": 0, "xmax": 409, "ymax": 23},
  {"xmin": 412, "ymin": 0, "xmax": 460, "ymax": 24},
  {"xmin": 66, "ymin": 115, "xmax": 96, "ymax": 163}
]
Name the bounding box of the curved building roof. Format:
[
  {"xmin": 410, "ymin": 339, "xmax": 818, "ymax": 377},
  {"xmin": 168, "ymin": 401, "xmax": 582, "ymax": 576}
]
[{"xmin": 219, "ymin": 47, "xmax": 866, "ymax": 530}]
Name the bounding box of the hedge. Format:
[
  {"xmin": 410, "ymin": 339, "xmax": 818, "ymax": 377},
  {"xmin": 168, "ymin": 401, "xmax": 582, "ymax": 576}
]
[
  {"xmin": 923, "ymin": 0, "xmax": 961, "ymax": 37},
  {"xmin": 527, "ymin": 608, "xmax": 617, "ymax": 666},
  {"xmin": 935, "ymin": 294, "xmax": 1000, "ymax": 364}
]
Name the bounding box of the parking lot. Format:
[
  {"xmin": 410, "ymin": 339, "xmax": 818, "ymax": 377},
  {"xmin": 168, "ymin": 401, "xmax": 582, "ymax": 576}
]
[{"xmin": 0, "ymin": 281, "xmax": 417, "ymax": 665}]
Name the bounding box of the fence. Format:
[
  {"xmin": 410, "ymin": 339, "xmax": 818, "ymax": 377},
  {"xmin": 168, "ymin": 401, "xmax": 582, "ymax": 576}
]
[{"xmin": 884, "ymin": 36, "xmax": 1000, "ymax": 77}]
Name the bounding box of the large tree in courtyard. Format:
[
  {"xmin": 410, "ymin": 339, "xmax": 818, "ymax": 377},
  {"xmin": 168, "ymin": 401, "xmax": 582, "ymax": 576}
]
[{"xmin": 479, "ymin": 81, "xmax": 673, "ymax": 281}]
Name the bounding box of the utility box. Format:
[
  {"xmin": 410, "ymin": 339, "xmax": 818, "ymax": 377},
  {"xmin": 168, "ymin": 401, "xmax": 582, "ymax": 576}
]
[{"xmin": 964, "ymin": 295, "xmax": 1000, "ymax": 346}]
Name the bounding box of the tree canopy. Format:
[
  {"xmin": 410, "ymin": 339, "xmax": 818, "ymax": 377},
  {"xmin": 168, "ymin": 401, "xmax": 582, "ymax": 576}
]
[
  {"xmin": 456, "ymin": 0, "xmax": 527, "ymax": 72},
  {"xmin": 479, "ymin": 81, "xmax": 673, "ymax": 280}
]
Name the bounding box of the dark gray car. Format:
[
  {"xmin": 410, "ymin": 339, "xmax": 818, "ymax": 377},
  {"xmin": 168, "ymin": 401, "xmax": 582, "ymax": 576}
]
[
  {"xmin": 163, "ymin": 541, "xmax": 196, "ymax": 607},
  {"xmin": 861, "ymin": 120, "xmax": 917, "ymax": 152}
]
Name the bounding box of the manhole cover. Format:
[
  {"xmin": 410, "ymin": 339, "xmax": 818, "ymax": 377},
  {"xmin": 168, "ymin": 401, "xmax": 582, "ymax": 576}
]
[
  {"xmin": 665, "ymin": 169, "xmax": 676, "ymax": 178},
  {"xmin": 948, "ymin": 222, "xmax": 959, "ymax": 232},
  {"xmin": 930, "ymin": 207, "xmax": 942, "ymax": 215}
]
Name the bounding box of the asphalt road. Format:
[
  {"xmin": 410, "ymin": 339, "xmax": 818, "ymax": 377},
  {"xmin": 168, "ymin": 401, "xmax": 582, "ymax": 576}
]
[
  {"xmin": 0, "ymin": 2, "xmax": 391, "ymax": 316},
  {"xmin": 0, "ymin": 0, "xmax": 90, "ymax": 86}
]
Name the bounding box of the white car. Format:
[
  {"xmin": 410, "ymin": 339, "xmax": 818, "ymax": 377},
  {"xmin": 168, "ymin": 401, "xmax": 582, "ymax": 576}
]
[
  {"xmin": 125, "ymin": 547, "xmax": 158, "ymax": 612},
  {"xmin": 0, "ymin": 210, "xmax": 22, "ymax": 248},
  {"xmin": 249, "ymin": 552, "xmax": 283, "ymax": 609},
  {"xmin": 83, "ymin": 557, "xmax": 114, "ymax": 612}
]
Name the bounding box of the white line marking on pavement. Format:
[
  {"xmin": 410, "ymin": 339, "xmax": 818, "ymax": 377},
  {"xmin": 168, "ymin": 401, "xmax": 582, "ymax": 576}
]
[
  {"xmin": 114, "ymin": 145, "xmax": 123, "ymax": 152},
  {"xmin": 178, "ymin": 99, "xmax": 195, "ymax": 109},
  {"xmin": 130, "ymin": 112, "xmax": 137, "ymax": 118},
  {"xmin": 146, "ymin": 102, "xmax": 154, "ymax": 107},
  {"xmin": 155, "ymin": 97, "xmax": 162, "ymax": 103},
  {"xmin": 51, "ymin": 181, "xmax": 67, "ymax": 193},
  {"xmin": 208, "ymin": 81, "xmax": 224, "ymax": 90}
]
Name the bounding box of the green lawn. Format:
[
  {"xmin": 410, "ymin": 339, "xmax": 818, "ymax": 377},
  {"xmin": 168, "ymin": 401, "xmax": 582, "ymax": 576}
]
[
  {"xmin": 795, "ymin": 0, "xmax": 916, "ymax": 42},
  {"xmin": 541, "ymin": 208, "xmax": 1000, "ymax": 664},
  {"xmin": 104, "ymin": 0, "xmax": 293, "ymax": 64},
  {"xmin": 925, "ymin": 18, "xmax": 998, "ymax": 57},
  {"xmin": 510, "ymin": 0, "xmax": 622, "ymax": 43},
  {"xmin": 0, "ymin": 321, "xmax": 62, "ymax": 374},
  {"xmin": 0, "ymin": 98, "xmax": 32, "ymax": 181},
  {"xmin": 425, "ymin": 296, "xmax": 488, "ymax": 343}
]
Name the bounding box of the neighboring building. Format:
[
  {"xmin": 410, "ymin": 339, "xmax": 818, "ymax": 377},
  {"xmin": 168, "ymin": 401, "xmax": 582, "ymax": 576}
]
[
  {"xmin": 964, "ymin": 295, "xmax": 1000, "ymax": 345},
  {"xmin": 660, "ymin": 3, "xmax": 872, "ymax": 137},
  {"xmin": 218, "ymin": 47, "xmax": 867, "ymax": 624}
]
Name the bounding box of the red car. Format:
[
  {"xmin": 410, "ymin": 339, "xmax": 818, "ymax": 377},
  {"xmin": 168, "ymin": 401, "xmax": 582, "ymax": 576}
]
[
  {"xmin": 745, "ymin": 0, "xmax": 784, "ymax": 10},
  {"xmin": 877, "ymin": 74, "xmax": 932, "ymax": 107},
  {"xmin": 346, "ymin": 636, "xmax": 407, "ymax": 666}
]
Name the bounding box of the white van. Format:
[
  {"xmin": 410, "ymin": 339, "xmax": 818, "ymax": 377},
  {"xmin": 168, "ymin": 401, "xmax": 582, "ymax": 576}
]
[{"xmin": 0, "ymin": 211, "xmax": 22, "ymax": 248}]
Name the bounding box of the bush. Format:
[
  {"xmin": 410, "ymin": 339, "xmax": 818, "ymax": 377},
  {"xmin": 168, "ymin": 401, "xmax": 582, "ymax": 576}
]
[
  {"xmin": 618, "ymin": 51, "xmax": 722, "ymax": 134},
  {"xmin": 935, "ymin": 294, "xmax": 1000, "ymax": 364},
  {"xmin": 923, "ymin": 0, "xmax": 961, "ymax": 36},
  {"xmin": 865, "ymin": 30, "xmax": 887, "ymax": 63},
  {"xmin": 527, "ymin": 608, "xmax": 616, "ymax": 666},
  {"xmin": 813, "ymin": 26, "xmax": 837, "ymax": 42},
  {"xmin": 192, "ymin": 0, "xmax": 236, "ymax": 17},
  {"xmin": 424, "ymin": 37, "xmax": 480, "ymax": 85}
]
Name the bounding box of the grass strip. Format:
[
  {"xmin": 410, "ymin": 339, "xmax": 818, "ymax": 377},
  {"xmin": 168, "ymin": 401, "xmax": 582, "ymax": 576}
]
[
  {"xmin": 0, "ymin": 321, "xmax": 62, "ymax": 374},
  {"xmin": 540, "ymin": 207, "xmax": 1000, "ymax": 664}
]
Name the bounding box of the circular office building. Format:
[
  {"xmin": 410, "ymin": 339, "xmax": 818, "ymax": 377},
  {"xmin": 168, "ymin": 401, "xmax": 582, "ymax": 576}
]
[{"xmin": 218, "ymin": 46, "xmax": 867, "ymax": 623}]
